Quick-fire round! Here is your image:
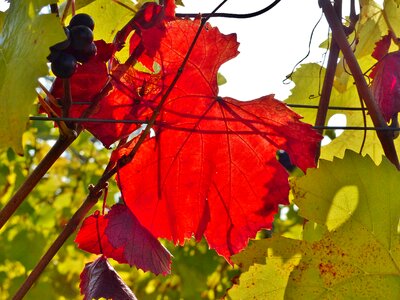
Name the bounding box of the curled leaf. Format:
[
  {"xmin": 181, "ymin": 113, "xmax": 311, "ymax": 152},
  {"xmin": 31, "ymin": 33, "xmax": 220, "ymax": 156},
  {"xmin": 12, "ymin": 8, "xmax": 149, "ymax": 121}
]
[
  {"xmin": 105, "ymin": 204, "xmax": 172, "ymax": 275},
  {"xmin": 75, "ymin": 205, "xmax": 172, "ymax": 275}
]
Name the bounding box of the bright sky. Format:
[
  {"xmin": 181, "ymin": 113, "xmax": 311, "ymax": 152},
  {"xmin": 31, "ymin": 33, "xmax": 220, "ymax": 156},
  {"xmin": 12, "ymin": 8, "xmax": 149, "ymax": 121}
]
[{"xmin": 177, "ymin": 0, "xmax": 330, "ymax": 100}]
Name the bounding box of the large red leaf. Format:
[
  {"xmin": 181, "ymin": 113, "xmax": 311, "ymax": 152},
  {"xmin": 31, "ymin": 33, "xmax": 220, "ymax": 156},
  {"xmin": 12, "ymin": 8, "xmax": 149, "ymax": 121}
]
[
  {"xmin": 114, "ymin": 19, "xmax": 322, "ymax": 260},
  {"xmin": 75, "ymin": 205, "xmax": 172, "ymax": 275},
  {"xmin": 80, "ymin": 255, "xmax": 137, "ymax": 300}
]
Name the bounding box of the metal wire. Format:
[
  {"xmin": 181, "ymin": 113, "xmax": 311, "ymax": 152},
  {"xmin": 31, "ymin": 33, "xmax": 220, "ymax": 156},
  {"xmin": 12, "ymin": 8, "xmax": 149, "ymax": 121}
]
[
  {"xmin": 29, "ymin": 116, "xmax": 399, "ymax": 131},
  {"xmin": 286, "ymin": 103, "xmax": 366, "ymax": 111},
  {"xmin": 30, "ymin": 116, "xmax": 146, "ymax": 124}
]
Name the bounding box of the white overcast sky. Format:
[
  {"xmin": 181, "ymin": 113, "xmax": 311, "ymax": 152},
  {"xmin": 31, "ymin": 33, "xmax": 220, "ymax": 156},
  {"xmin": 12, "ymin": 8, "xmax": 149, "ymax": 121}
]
[{"xmin": 177, "ymin": 0, "xmax": 330, "ymax": 100}]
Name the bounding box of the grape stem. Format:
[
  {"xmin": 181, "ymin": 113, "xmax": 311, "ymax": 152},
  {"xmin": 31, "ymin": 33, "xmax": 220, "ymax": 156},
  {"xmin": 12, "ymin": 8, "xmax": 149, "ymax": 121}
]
[{"xmin": 62, "ymin": 78, "xmax": 72, "ymax": 120}]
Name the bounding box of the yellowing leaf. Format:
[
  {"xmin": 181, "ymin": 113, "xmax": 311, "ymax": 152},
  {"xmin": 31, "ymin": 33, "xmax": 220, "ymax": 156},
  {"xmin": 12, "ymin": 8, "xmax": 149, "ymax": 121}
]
[
  {"xmin": 73, "ymin": 0, "xmax": 134, "ymax": 42},
  {"xmin": 384, "ymin": 0, "xmax": 400, "ymax": 37},
  {"xmin": 228, "ymin": 151, "xmax": 400, "ymax": 299},
  {"xmin": 284, "ymin": 0, "xmax": 400, "ymax": 165},
  {"xmin": 228, "ymin": 237, "xmax": 302, "ymax": 300},
  {"xmin": 0, "ymin": 0, "xmax": 64, "ymax": 154},
  {"xmin": 293, "ymin": 150, "xmax": 400, "ymax": 263},
  {"xmin": 285, "ymin": 63, "xmax": 327, "ymax": 125},
  {"xmin": 0, "ymin": 12, "xmax": 5, "ymax": 29}
]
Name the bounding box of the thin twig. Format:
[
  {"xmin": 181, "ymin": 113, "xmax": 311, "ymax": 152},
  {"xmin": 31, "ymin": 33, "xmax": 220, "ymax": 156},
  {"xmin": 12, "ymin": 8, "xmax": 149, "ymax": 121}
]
[
  {"xmin": 112, "ymin": 0, "xmax": 137, "ymax": 13},
  {"xmin": 314, "ymin": 0, "xmax": 342, "ymax": 161},
  {"xmin": 62, "ymin": 78, "xmax": 72, "ymax": 118},
  {"xmin": 12, "ymin": 182, "xmax": 106, "ymax": 300},
  {"xmin": 358, "ymin": 94, "xmax": 367, "ymax": 153},
  {"xmin": 61, "ymin": 0, "xmax": 73, "ymax": 24},
  {"xmin": 176, "ymin": 0, "xmax": 280, "ymax": 19},
  {"xmin": 319, "ymin": 0, "xmax": 400, "ymax": 168}
]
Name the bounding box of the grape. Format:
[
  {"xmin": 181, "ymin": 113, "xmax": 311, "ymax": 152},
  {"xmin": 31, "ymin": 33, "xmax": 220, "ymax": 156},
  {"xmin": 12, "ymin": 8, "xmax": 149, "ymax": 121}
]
[
  {"xmin": 69, "ymin": 13, "xmax": 95, "ymax": 31},
  {"xmin": 69, "ymin": 25, "xmax": 94, "ymax": 52},
  {"xmin": 51, "ymin": 52, "xmax": 77, "ymax": 78},
  {"xmin": 74, "ymin": 42, "xmax": 97, "ymax": 63},
  {"xmin": 276, "ymin": 150, "xmax": 296, "ymax": 172}
]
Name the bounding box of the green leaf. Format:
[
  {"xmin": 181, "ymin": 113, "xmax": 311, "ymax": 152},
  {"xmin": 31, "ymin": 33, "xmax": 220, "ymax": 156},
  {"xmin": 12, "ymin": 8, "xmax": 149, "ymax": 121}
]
[
  {"xmin": 217, "ymin": 72, "xmax": 227, "ymax": 86},
  {"xmin": 293, "ymin": 150, "xmax": 400, "ymax": 253},
  {"xmin": 228, "ymin": 237, "xmax": 303, "ymax": 299},
  {"xmin": 284, "ymin": 1, "xmax": 400, "ymax": 164},
  {"xmin": 0, "ymin": 0, "xmax": 64, "ymax": 154},
  {"xmin": 72, "ymin": 0, "xmax": 134, "ymax": 43},
  {"xmin": 0, "ymin": 12, "xmax": 5, "ymax": 29},
  {"xmin": 59, "ymin": 0, "xmax": 96, "ymax": 13},
  {"xmin": 384, "ymin": 0, "xmax": 400, "ymax": 37},
  {"xmin": 228, "ymin": 151, "xmax": 400, "ymax": 299}
]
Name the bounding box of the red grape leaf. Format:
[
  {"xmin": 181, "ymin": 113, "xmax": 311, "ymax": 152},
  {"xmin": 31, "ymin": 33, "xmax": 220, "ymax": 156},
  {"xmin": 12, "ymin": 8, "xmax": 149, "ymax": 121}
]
[
  {"xmin": 75, "ymin": 205, "xmax": 172, "ymax": 275},
  {"xmin": 113, "ymin": 19, "xmax": 322, "ymax": 260},
  {"xmin": 75, "ymin": 210, "xmax": 127, "ymax": 264},
  {"xmin": 371, "ymin": 51, "xmax": 400, "ymax": 122},
  {"xmin": 75, "ymin": 211, "xmax": 128, "ymax": 263},
  {"xmin": 117, "ymin": 96, "xmax": 321, "ymax": 260},
  {"xmin": 372, "ymin": 34, "xmax": 391, "ymax": 61},
  {"xmin": 105, "ymin": 204, "xmax": 172, "ymax": 275},
  {"xmin": 80, "ymin": 255, "xmax": 137, "ymax": 300}
]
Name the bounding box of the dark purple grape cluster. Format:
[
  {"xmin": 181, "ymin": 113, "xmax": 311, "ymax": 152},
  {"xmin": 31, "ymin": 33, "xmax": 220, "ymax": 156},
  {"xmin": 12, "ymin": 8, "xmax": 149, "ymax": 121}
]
[{"xmin": 48, "ymin": 13, "xmax": 96, "ymax": 78}]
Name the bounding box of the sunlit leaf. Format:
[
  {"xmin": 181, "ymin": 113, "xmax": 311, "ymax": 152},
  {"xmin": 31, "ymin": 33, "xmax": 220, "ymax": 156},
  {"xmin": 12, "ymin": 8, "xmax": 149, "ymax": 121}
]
[
  {"xmin": 229, "ymin": 151, "xmax": 400, "ymax": 299},
  {"xmin": 80, "ymin": 255, "xmax": 137, "ymax": 300},
  {"xmin": 0, "ymin": 0, "xmax": 64, "ymax": 153}
]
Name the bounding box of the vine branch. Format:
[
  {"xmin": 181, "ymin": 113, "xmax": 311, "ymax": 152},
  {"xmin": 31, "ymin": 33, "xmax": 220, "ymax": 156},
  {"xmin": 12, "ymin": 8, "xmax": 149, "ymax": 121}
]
[
  {"xmin": 314, "ymin": 0, "xmax": 342, "ymax": 161},
  {"xmin": 0, "ymin": 132, "xmax": 77, "ymax": 231},
  {"xmin": 12, "ymin": 182, "xmax": 106, "ymax": 300},
  {"xmin": 319, "ymin": 0, "xmax": 400, "ymax": 168}
]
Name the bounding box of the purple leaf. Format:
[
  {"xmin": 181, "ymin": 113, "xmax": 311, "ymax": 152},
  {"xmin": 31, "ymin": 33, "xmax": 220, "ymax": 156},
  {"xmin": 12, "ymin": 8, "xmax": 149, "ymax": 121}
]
[
  {"xmin": 80, "ymin": 255, "xmax": 137, "ymax": 300},
  {"xmin": 105, "ymin": 204, "xmax": 172, "ymax": 275}
]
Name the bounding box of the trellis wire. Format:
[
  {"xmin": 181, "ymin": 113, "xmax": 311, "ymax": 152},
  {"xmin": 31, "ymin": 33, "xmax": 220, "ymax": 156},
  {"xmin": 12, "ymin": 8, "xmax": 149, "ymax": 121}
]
[{"xmin": 29, "ymin": 116, "xmax": 399, "ymax": 131}]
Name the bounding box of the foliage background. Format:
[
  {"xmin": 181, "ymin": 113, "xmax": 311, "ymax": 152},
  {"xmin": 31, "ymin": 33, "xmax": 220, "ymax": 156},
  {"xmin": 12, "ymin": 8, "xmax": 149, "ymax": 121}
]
[{"xmin": 1, "ymin": 0, "xmax": 400, "ymax": 299}]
